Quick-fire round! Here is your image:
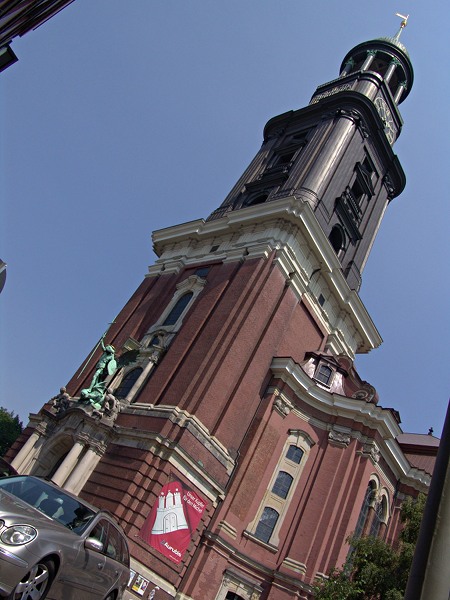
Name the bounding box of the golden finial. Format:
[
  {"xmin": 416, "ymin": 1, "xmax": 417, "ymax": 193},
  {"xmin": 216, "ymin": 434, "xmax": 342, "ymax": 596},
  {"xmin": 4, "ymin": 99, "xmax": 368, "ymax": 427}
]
[{"xmin": 394, "ymin": 13, "xmax": 409, "ymax": 41}]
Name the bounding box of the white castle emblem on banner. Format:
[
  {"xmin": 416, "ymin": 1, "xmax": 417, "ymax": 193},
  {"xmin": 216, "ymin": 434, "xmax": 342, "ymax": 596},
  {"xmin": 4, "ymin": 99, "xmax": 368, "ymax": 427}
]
[{"xmin": 151, "ymin": 488, "xmax": 189, "ymax": 534}]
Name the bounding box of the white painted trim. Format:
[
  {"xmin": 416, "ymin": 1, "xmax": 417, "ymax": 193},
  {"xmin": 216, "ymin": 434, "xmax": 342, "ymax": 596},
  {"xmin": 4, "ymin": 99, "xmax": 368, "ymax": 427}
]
[
  {"xmin": 269, "ymin": 357, "xmax": 432, "ymax": 490},
  {"xmin": 149, "ymin": 195, "xmax": 382, "ymax": 358}
]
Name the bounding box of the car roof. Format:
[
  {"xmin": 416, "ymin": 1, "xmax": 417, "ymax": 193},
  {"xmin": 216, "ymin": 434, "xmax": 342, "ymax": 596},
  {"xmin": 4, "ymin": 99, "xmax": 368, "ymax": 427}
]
[
  {"xmin": 1, "ymin": 475, "xmax": 101, "ymax": 513},
  {"xmin": 0, "ymin": 475, "xmax": 126, "ymax": 533}
]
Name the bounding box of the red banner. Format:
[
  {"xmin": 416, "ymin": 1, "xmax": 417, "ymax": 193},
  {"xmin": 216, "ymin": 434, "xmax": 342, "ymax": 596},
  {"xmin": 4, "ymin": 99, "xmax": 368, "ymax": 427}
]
[{"xmin": 139, "ymin": 480, "xmax": 207, "ymax": 564}]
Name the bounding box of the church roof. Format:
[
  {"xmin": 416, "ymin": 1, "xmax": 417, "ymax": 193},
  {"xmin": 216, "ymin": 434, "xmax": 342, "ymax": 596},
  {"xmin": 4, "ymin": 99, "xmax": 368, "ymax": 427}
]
[{"xmin": 397, "ymin": 433, "xmax": 440, "ymax": 476}]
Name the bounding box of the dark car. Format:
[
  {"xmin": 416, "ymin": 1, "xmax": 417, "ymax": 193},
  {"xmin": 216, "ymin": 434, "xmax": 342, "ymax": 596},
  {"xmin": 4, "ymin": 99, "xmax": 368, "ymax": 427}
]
[{"xmin": 0, "ymin": 475, "xmax": 130, "ymax": 599}]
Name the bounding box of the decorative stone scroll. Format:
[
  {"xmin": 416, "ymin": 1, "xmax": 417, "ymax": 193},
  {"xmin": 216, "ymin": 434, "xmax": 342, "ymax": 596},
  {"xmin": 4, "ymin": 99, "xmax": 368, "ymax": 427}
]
[
  {"xmin": 360, "ymin": 440, "xmax": 381, "ymax": 464},
  {"xmin": 272, "ymin": 393, "xmax": 292, "ymax": 417},
  {"xmin": 328, "ymin": 427, "xmax": 351, "ymax": 448}
]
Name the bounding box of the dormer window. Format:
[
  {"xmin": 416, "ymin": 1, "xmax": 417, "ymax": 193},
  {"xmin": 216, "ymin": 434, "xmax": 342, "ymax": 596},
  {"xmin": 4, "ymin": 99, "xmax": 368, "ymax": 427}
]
[
  {"xmin": 313, "ymin": 361, "xmax": 337, "ymax": 388},
  {"xmin": 316, "ymin": 364, "xmax": 333, "ymax": 385}
]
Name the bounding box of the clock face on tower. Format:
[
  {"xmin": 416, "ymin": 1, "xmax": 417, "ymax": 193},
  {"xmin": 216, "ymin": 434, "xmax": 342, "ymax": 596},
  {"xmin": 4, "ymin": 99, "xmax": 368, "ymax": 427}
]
[{"xmin": 374, "ymin": 96, "xmax": 395, "ymax": 144}]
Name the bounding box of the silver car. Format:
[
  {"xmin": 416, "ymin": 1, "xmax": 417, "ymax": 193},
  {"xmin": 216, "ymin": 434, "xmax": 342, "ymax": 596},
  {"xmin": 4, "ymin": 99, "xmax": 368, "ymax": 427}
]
[{"xmin": 0, "ymin": 475, "xmax": 130, "ymax": 599}]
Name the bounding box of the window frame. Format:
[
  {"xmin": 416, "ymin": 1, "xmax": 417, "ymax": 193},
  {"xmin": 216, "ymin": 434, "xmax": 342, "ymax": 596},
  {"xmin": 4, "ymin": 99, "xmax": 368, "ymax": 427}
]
[
  {"xmin": 113, "ymin": 367, "xmax": 144, "ymax": 400},
  {"xmin": 142, "ymin": 274, "xmax": 207, "ymax": 346},
  {"xmin": 246, "ymin": 431, "xmax": 313, "ymax": 547},
  {"xmin": 313, "ymin": 360, "xmax": 336, "ymax": 388},
  {"xmin": 254, "ymin": 507, "xmax": 279, "ymax": 544}
]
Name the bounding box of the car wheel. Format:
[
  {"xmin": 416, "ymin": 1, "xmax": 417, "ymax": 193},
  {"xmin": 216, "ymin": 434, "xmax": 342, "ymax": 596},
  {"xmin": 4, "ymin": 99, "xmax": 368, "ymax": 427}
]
[
  {"xmin": 9, "ymin": 559, "xmax": 55, "ymax": 600},
  {"xmin": 103, "ymin": 593, "xmax": 116, "ymax": 600}
]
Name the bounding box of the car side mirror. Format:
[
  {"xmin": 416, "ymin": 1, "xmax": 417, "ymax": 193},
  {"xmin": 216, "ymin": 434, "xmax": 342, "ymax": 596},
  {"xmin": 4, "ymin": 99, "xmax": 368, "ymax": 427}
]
[{"xmin": 85, "ymin": 537, "xmax": 104, "ymax": 553}]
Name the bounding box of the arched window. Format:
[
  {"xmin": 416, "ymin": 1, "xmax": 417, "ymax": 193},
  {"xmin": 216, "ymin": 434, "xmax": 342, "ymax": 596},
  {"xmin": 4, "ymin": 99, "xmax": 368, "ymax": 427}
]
[
  {"xmin": 329, "ymin": 224, "xmax": 345, "ymax": 255},
  {"xmin": 246, "ymin": 192, "xmax": 269, "ymax": 207},
  {"xmin": 141, "ymin": 276, "xmax": 207, "ymax": 350},
  {"xmin": 255, "ymin": 507, "xmax": 279, "ymax": 544},
  {"xmin": 226, "ymin": 593, "xmax": 246, "ymax": 600},
  {"xmin": 272, "ymin": 471, "xmax": 293, "ymax": 499},
  {"xmin": 370, "ymin": 495, "xmax": 387, "ymax": 537},
  {"xmin": 354, "ymin": 481, "xmax": 377, "ymax": 539},
  {"xmin": 194, "ymin": 266, "xmax": 210, "ymax": 278},
  {"xmin": 163, "ymin": 292, "xmax": 193, "ymax": 326},
  {"xmin": 286, "ymin": 444, "xmax": 304, "ymax": 464},
  {"xmin": 247, "ymin": 434, "xmax": 311, "ymax": 548},
  {"xmin": 115, "ymin": 367, "xmax": 143, "ymax": 400}
]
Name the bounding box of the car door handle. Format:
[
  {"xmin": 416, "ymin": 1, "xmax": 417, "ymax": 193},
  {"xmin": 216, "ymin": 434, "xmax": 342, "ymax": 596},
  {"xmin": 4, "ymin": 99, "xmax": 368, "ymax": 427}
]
[{"xmin": 97, "ymin": 563, "xmax": 104, "ymax": 570}]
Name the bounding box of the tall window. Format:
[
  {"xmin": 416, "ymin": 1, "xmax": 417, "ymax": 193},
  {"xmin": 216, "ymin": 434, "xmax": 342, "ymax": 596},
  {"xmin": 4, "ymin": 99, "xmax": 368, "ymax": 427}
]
[
  {"xmin": 254, "ymin": 507, "xmax": 279, "ymax": 544},
  {"xmin": 369, "ymin": 496, "xmax": 387, "ymax": 537},
  {"xmin": 163, "ymin": 292, "xmax": 193, "ymax": 326},
  {"xmin": 114, "ymin": 367, "xmax": 143, "ymax": 400},
  {"xmin": 354, "ymin": 481, "xmax": 377, "ymax": 539},
  {"xmin": 141, "ymin": 275, "xmax": 207, "ymax": 350},
  {"xmin": 248, "ymin": 432, "xmax": 311, "ymax": 547}
]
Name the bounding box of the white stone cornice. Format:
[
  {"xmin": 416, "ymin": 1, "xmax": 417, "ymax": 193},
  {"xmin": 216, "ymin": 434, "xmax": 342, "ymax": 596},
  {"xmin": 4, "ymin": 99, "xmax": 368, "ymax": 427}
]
[
  {"xmin": 113, "ymin": 422, "xmax": 224, "ymax": 502},
  {"xmin": 270, "ymin": 357, "xmax": 431, "ymax": 491},
  {"xmin": 150, "ymin": 196, "xmax": 381, "ymax": 357},
  {"xmin": 123, "ymin": 402, "xmax": 234, "ymax": 470},
  {"xmin": 271, "ymin": 356, "xmax": 401, "ymax": 434}
]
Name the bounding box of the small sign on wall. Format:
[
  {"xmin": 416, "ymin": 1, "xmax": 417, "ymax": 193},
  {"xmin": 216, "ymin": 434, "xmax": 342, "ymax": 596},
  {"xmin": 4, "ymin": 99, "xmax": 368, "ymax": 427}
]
[{"xmin": 131, "ymin": 574, "xmax": 150, "ymax": 596}]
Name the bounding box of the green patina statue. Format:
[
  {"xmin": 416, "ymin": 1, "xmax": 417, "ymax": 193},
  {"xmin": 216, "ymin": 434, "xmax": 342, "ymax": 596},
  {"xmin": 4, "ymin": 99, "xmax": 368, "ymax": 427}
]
[{"xmin": 80, "ymin": 337, "xmax": 117, "ymax": 409}]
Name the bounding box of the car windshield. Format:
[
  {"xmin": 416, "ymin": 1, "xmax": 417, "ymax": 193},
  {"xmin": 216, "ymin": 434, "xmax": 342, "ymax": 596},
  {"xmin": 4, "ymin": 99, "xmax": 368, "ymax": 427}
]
[{"xmin": 0, "ymin": 476, "xmax": 96, "ymax": 535}]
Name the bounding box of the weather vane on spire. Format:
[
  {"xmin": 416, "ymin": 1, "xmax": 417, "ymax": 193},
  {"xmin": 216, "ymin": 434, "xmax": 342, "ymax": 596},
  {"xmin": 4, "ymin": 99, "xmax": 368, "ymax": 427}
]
[{"xmin": 394, "ymin": 12, "xmax": 409, "ymax": 41}]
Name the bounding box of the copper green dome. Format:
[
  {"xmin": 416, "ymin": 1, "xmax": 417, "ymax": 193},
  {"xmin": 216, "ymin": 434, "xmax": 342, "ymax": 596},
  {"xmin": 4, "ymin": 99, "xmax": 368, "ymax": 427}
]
[{"xmin": 376, "ymin": 36, "xmax": 409, "ymax": 57}]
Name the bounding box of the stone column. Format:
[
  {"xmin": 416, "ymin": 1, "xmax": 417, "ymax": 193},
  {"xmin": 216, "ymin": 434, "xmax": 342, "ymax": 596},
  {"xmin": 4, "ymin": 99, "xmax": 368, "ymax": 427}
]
[
  {"xmin": 300, "ymin": 113, "xmax": 357, "ymax": 199},
  {"xmin": 361, "ymin": 50, "xmax": 377, "ymax": 71},
  {"xmin": 394, "ymin": 81, "xmax": 407, "ymax": 104},
  {"xmin": 384, "ymin": 58, "xmax": 400, "ymax": 84},
  {"xmin": 339, "ymin": 57, "xmax": 354, "ymax": 77},
  {"xmin": 51, "ymin": 439, "xmax": 85, "ymax": 487},
  {"xmin": 10, "ymin": 430, "xmax": 40, "ymax": 471},
  {"xmin": 63, "ymin": 445, "xmax": 103, "ymax": 495},
  {"xmin": 11, "ymin": 427, "xmax": 43, "ymax": 472}
]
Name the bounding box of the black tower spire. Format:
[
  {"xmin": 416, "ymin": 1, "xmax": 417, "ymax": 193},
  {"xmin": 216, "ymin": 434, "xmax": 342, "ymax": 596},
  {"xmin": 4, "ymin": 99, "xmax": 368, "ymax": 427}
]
[{"xmin": 208, "ymin": 23, "xmax": 414, "ymax": 292}]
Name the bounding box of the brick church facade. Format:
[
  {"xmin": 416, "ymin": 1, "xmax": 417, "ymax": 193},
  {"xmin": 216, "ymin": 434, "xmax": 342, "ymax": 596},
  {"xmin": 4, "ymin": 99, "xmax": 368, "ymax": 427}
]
[{"xmin": 7, "ymin": 21, "xmax": 438, "ymax": 600}]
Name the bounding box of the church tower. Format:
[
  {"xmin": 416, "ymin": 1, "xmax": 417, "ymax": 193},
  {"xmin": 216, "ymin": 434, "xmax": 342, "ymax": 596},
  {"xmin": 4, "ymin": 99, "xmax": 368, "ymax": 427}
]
[{"xmin": 9, "ymin": 18, "xmax": 437, "ymax": 600}]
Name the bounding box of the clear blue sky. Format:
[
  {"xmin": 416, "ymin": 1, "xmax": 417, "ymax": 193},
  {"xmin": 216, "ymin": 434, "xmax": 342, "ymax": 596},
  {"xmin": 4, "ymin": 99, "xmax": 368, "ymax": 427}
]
[{"xmin": 1, "ymin": 1, "xmax": 449, "ymax": 435}]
